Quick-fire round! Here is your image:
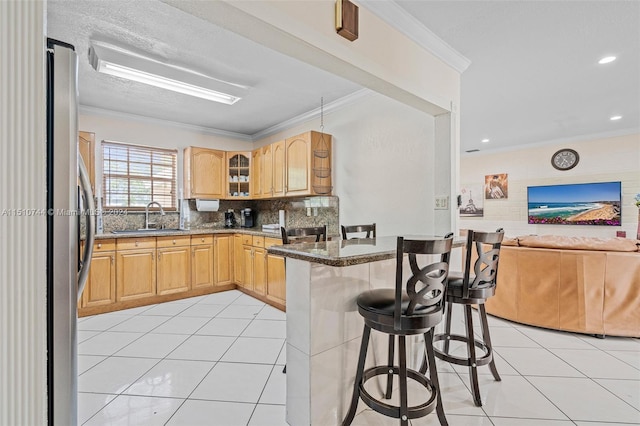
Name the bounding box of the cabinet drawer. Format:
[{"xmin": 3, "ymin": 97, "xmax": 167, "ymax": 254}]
[
  {"xmin": 241, "ymin": 234, "xmax": 253, "ymax": 245},
  {"xmin": 157, "ymin": 235, "xmax": 191, "ymax": 248},
  {"xmin": 264, "ymin": 237, "xmax": 282, "ymax": 249},
  {"xmin": 94, "ymin": 239, "xmax": 116, "ymax": 252},
  {"xmin": 116, "ymin": 237, "xmax": 156, "ymax": 250},
  {"xmin": 252, "ymin": 236, "xmax": 265, "ymax": 247},
  {"xmin": 191, "ymin": 234, "xmax": 214, "ymax": 245}
]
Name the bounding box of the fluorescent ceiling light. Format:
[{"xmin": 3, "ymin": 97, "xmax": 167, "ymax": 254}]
[
  {"xmin": 481, "ymin": 138, "xmax": 490, "ymax": 143},
  {"xmin": 89, "ymin": 42, "xmax": 244, "ymax": 105},
  {"xmin": 598, "ymin": 56, "xmax": 616, "ymax": 64},
  {"xmin": 610, "ymin": 115, "xmax": 622, "ymax": 121}
]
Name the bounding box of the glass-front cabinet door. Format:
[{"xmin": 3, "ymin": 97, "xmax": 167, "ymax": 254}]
[{"xmin": 227, "ymin": 152, "xmax": 251, "ymax": 198}]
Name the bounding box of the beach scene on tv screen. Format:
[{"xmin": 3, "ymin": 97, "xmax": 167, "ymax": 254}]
[{"xmin": 527, "ymin": 182, "xmax": 621, "ymax": 226}]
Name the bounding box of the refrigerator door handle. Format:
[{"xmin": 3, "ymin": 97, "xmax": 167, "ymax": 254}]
[{"xmin": 77, "ymin": 153, "xmax": 95, "ymax": 301}]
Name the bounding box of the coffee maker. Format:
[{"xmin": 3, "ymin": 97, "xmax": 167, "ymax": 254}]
[
  {"xmin": 241, "ymin": 208, "xmax": 254, "ymax": 228},
  {"xmin": 224, "ymin": 210, "xmax": 237, "ymax": 228}
]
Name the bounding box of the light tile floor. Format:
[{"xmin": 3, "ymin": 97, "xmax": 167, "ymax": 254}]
[{"xmin": 78, "ymin": 290, "xmax": 640, "ymax": 425}]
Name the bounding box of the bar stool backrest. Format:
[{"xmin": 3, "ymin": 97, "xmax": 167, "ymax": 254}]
[
  {"xmin": 393, "ymin": 236, "xmax": 453, "ymax": 330},
  {"xmin": 462, "ymin": 228, "xmax": 504, "ymax": 299},
  {"xmin": 280, "ymin": 225, "xmax": 327, "ymax": 245},
  {"xmin": 341, "ymin": 223, "xmax": 376, "ymax": 239}
]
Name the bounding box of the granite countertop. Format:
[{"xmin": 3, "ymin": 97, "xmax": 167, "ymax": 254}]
[
  {"xmin": 94, "ymin": 227, "xmax": 283, "ymax": 240},
  {"xmin": 267, "ymin": 235, "xmax": 465, "ymax": 267}
]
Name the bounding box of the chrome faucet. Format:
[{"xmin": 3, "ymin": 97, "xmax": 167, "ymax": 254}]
[{"xmin": 145, "ymin": 201, "xmax": 165, "ymax": 229}]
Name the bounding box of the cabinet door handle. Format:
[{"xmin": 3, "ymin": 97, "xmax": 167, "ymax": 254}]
[
  {"xmin": 111, "ymin": 255, "xmax": 114, "ymax": 264},
  {"xmin": 135, "ymin": 241, "xmax": 139, "ymax": 247},
  {"xmin": 151, "ymin": 252, "xmax": 154, "ymax": 260},
  {"xmin": 158, "ymin": 252, "xmax": 161, "ymax": 261},
  {"xmin": 201, "ymin": 238, "xmax": 205, "ymax": 243},
  {"xmin": 172, "ymin": 239, "xmax": 176, "ymax": 245},
  {"xmin": 97, "ymin": 243, "xmax": 102, "ymax": 249}
]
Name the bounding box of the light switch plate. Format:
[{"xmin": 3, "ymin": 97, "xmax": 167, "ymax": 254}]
[{"xmin": 434, "ymin": 196, "xmax": 449, "ymax": 210}]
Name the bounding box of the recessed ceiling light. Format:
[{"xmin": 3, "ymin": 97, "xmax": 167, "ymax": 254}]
[
  {"xmin": 481, "ymin": 138, "xmax": 490, "ymax": 143},
  {"xmin": 610, "ymin": 115, "xmax": 622, "ymax": 121},
  {"xmin": 598, "ymin": 56, "xmax": 616, "ymax": 64}
]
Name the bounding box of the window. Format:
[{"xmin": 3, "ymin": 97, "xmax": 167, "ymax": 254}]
[{"xmin": 102, "ymin": 141, "xmax": 177, "ymax": 210}]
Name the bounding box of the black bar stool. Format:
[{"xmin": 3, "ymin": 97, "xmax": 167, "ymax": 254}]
[
  {"xmin": 433, "ymin": 228, "xmax": 504, "ymax": 407},
  {"xmin": 342, "ymin": 235, "xmax": 453, "ymax": 426},
  {"xmin": 341, "ymin": 223, "xmax": 376, "ymax": 239}
]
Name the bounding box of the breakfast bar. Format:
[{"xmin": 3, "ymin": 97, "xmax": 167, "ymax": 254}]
[{"xmin": 268, "ymin": 236, "xmax": 464, "ymax": 425}]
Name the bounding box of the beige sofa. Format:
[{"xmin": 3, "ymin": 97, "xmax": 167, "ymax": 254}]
[{"xmin": 483, "ymin": 235, "xmax": 640, "ymax": 337}]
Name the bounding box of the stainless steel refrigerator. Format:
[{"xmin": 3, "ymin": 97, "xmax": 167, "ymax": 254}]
[{"xmin": 46, "ymin": 38, "xmax": 95, "ymax": 426}]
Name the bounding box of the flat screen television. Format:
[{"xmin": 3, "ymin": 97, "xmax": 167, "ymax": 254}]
[{"xmin": 527, "ymin": 181, "xmax": 621, "ymax": 226}]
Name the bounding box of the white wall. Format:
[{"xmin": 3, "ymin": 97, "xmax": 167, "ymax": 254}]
[
  {"xmin": 79, "ymin": 111, "xmax": 254, "ymax": 197},
  {"xmin": 460, "ymin": 133, "xmax": 640, "ymax": 238},
  {"xmin": 256, "ymin": 92, "xmax": 438, "ymax": 236},
  {"xmin": 1, "ymin": 1, "xmax": 47, "ymax": 424}
]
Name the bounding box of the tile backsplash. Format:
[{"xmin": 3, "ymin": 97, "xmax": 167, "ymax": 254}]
[{"xmin": 100, "ymin": 196, "xmax": 339, "ymax": 236}]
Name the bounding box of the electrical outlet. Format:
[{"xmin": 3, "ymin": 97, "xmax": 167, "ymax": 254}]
[{"xmin": 434, "ymin": 196, "xmax": 449, "ymax": 210}]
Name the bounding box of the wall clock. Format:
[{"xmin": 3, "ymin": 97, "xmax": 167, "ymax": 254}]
[{"xmin": 551, "ymin": 148, "xmax": 579, "ymax": 171}]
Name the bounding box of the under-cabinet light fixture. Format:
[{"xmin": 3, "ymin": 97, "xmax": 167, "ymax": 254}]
[{"xmin": 89, "ymin": 42, "xmax": 244, "ymax": 105}]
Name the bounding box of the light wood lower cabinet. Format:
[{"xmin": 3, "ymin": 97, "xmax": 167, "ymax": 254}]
[
  {"xmin": 116, "ymin": 247, "xmax": 157, "ymax": 302},
  {"xmin": 80, "ymin": 232, "xmax": 286, "ymax": 316},
  {"xmin": 233, "ymin": 234, "xmax": 245, "ymax": 285},
  {"xmin": 156, "ymin": 236, "xmax": 191, "ymax": 296},
  {"xmin": 214, "ymin": 234, "xmax": 233, "ymax": 285},
  {"xmin": 191, "ymin": 235, "xmax": 214, "ymax": 289},
  {"xmin": 82, "ymin": 239, "xmax": 116, "ymax": 308},
  {"xmin": 266, "ymin": 252, "xmax": 286, "ymax": 305}
]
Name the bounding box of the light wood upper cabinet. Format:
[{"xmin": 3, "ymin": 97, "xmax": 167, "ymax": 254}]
[
  {"xmin": 284, "ymin": 131, "xmax": 332, "ymax": 197},
  {"xmin": 214, "ymin": 235, "xmax": 233, "ymax": 285},
  {"xmin": 260, "ymin": 144, "xmax": 273, "ymax": 198},
  {"xmin": 81, "ymin": 240, "xmax": 116, "ymax": 308},
  {"xmin": 251, "ymin": 149, "xmax": 262, "ymax": 198},
  {"xmin": 227, "ymin": 152, "xmax": 251, "ymax": 199},
  {"xmin": 272, "ymin": 140, "xmax": 286, "ymax": 197},
  {"xmin": 78, "ymin": 131, "xmax": 95, "ymax": 194},
  {"xmin": 184, "ymin": 147, "xmax": 225, "ymax": 199}
]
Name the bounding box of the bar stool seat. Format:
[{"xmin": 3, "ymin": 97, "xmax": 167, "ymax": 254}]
[{"xmin": 342, "ymin": 236, "xmax": 453, "ymax": 426}]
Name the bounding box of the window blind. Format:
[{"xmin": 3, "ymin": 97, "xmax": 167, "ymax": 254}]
[{"xmin": 102, "ymin": 141, "xmax": 177, "ymax": 210}]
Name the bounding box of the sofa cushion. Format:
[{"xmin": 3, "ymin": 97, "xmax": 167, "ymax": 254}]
[{"xmin": 517, "ymin": 235, "xmax": 639, "ymax": 252}]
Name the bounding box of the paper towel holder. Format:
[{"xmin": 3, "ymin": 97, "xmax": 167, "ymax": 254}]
[{"xmin": 195, "ymin": 199, "xmax": 220, "ymax": 212}]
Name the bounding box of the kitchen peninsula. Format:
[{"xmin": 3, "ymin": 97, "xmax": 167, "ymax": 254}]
[{"xmin": 268, "ymin": 236, "xmax": 464, "ymax": 425}]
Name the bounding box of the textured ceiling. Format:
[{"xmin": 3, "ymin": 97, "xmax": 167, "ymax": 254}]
[
  {"xmin": 47, "ymin": 0, "xmax": 362, "ymax": 137},
  {"xmin": 48, "ymin": 0, "xmax": 640, "ymax": 152}
]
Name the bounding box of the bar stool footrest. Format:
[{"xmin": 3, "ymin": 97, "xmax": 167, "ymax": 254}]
[
  {"xmin": 358, "ymin": 365, "xmax": 437, "ymax": 420},
  {"xmin": 432, "ymin": 333, "xmax": 493, "ymax": 367}
]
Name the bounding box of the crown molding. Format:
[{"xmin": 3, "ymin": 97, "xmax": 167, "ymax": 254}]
[
  {"xmin": 360, "ymin": 1, "xmax": 471, "ymax": 74},
  {"xmin": 461, "ymin": 128, "xmax": 640, "ymax": 157},
  {"xmin": 78, "ymin": 105, "xmax": 254, "ymax": 141},
  {"xmin": 250, "ymin": 88, "xmax": 373, "ymax": 140}
]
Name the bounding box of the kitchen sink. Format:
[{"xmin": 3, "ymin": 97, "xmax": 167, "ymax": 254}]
[{"xmin": 111, "ymin": 228, "xmax": 183, "ymax": 234}]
